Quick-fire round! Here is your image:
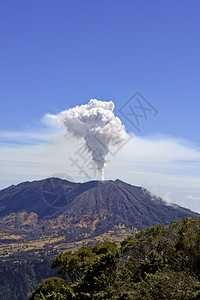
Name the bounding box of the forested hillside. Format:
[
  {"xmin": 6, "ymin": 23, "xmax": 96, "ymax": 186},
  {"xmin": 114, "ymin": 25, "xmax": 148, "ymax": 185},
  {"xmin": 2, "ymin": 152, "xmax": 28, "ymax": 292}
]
[
  {"xmin": 0, "ymin": 256, "xmax": 55, "ymax": 300},
  {"xmin": 30, "ymin": 217, "xmax": 200, "ymax": 299}
]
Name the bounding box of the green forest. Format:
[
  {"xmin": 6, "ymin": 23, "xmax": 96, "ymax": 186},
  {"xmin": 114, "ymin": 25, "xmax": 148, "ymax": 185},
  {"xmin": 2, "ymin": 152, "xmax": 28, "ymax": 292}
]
[
  {"xmin": 29, "ymin": 217, "xmax": 200, "ymax": 300},
  {"xmin": 0, "ymin": 257, "xmax": 55, "ymax": 300}
]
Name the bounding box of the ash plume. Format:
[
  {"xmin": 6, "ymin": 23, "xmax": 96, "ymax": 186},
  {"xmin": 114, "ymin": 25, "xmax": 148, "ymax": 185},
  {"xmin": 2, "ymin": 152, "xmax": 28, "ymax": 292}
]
[{"xmin": 48, "ymin": 99, "xmax": 127, "ymax": 180}]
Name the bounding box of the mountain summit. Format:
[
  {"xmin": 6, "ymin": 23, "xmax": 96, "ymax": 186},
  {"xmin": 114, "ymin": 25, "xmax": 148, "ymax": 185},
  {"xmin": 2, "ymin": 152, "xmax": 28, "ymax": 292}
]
[{"xmin": 0, "ymin": 178, "xmax": 198, "ymax": 243}]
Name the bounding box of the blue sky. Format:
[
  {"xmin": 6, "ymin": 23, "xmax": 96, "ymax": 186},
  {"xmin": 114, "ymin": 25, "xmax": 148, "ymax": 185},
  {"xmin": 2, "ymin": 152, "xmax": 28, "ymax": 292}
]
[{"xmin": 0, "ymin": 1, "xmax": 200, "ymax": 212}]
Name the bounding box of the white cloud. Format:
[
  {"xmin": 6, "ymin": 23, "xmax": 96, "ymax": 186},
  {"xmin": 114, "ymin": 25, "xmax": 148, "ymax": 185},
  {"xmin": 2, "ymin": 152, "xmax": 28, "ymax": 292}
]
[
  {"xmin": 117, "ymin": 135, "xmax": 200, "ymax": 163},
  {"xmin": 187, "ymin": 195, "xmax": 200, "ymax": 201}
]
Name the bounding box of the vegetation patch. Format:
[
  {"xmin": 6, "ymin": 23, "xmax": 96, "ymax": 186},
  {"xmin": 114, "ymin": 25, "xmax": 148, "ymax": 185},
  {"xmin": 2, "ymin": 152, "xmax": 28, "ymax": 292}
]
[{"xmin": 30, "ymin": 217, "xmax": 200, "ymax": 299}]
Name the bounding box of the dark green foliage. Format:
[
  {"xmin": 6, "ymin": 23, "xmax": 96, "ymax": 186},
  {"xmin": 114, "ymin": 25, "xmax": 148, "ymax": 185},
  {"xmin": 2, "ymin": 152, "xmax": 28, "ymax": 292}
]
[
  {"xmin": 30, "ymin": 217, "xmax": 200, "ymax": 299},
  {"xmin": 116, "ymin": 217, "xmax": 200, "ymax": 299},
  {"xmin": 30, "ymin": 242, "xmax": 119, "ymax": 299},
  {"xmin": 0, "ymin": 257, "xmax": 55, "ymax": 300},
  {"xmin": 115, "ymin": 271, "xmax": 200, "ymax": 300},
  {"xmin": 29, "ymin": 277, "xmax": 75, "ymax": 300}
]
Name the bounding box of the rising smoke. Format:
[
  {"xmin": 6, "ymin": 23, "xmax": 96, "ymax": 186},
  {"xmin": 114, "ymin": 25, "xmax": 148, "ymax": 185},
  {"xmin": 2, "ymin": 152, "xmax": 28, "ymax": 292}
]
[{"xmin": 48, "ymin": 99, "xmax": 127, "ymax": 180}]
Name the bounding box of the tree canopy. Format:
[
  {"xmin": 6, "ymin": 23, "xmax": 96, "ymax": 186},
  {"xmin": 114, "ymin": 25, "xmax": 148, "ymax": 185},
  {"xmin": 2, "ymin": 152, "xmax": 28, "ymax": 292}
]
[{"xmin": 30, "ymin": 217, "xmax": 200, "ymax": 299}]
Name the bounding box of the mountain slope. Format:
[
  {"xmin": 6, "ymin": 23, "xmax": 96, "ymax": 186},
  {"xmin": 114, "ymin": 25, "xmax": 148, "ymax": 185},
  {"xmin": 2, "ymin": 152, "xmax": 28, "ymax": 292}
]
[
  {"xmin": 56, "ymin": 178, "xmax": 198, "ymax": 232},
  {"xmin": 0, "ymin": 178, "xmax": 198, "ymax": 243},
  {"xmin": 0, "ymin": 178, "xmax": 199, "ymax": 300}
]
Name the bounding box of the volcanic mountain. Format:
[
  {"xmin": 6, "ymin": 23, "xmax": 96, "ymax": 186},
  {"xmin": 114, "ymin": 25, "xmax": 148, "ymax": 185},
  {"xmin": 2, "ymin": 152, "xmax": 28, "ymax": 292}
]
[
  {"xmin": 0, "ymin": 178, "xmax": 199, "ymax": 246},
  {"xmin": 0, "ymin": 178, "xmax": 199, "ymax": 300}
]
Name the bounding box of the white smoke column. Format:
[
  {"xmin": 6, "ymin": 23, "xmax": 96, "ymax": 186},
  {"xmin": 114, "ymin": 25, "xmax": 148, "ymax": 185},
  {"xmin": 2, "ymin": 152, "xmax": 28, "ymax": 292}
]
[{"xmin": 48, "ymin": 99, "xmax": 127, "ymax": 180}]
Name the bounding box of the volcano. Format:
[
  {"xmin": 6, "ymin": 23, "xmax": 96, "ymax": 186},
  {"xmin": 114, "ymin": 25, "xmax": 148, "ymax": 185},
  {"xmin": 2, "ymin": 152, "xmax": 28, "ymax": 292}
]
[
  {"xmin": 0, "ymin": 178, "xmax": 199, "ymax": 300},
  {"xmin": 0, "ymin": 178, "xmax": 198, "ymax": 244}
]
